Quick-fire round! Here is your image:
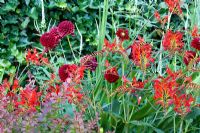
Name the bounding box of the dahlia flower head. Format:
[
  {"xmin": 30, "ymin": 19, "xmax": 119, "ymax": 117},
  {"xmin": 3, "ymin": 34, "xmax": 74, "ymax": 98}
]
[
  {"xmin": 104, "ymin": 67, "xmax": 119, "ymax": 83},
  {"xmin": 58, "ymin": 64, "xmax": 78, "ymax": 82},
  {"xmin": 40, "ymin": 20, "xmax": 75, "ymax": 50},
  {"xmin": 116, "ymin": 28, "xmax": 129, "ymax": 41},
  {"xmin": 80, "ymin": 55, "xmax": 98, "ymax": 71},
  {"xmin": 191, "ymin": 37, "xmax": 200, "ymax": 51}
]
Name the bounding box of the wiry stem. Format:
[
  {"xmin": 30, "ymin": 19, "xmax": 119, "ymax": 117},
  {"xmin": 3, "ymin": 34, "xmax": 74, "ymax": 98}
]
[
  {"xmin": 41, "ymin": 0, "xmax": 46, "ymax": 29},
  {"xmin": 67, "ymin": 36, "xmax": 77, "ymax": 63}
]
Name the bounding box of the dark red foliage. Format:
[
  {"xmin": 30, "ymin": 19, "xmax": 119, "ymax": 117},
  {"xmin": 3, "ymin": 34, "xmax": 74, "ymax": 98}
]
[
  {"xmin": 104, "ymin": 67, "xmax": 119, "ymax": 83},
  {"xmin": 40, "ymin": 32, "xmax": 59, "ymax": 49},
  {"xmin": 191, "ymin": 37, "xmax": 200, "ymax": 50},
  {"xmin": 58, "ymin": 20, "xmax": 75, "ymax": 38},
  {"xmin": 183, "ymin": 51, "xmax": 196, "ymax": 65},
  {"xmin": 58, "ymin": 64, "xmax": 78, "ymax": 82}
]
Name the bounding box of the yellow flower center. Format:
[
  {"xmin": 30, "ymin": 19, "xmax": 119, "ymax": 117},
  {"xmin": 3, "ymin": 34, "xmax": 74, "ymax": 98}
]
[{"xmin": 121, "ymin": 32, "xmax": 125, "ymax": 37}]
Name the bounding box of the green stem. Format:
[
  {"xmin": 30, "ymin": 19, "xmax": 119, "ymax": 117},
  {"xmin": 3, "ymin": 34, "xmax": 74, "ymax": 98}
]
[
  {"xmin": 174, "ymin": 52, "xmax": 177, "ymax": 72},
  {"xmin": 174, "ymin": 114, "xmax": 176, "ymax": 133},
  {"xmin": 67, "ymin": 36, "xmax": 77, "ymax": 63},
  {"xmin": 59, "ymin": 42, "xmax": 67, "ymax": 63},
  {"xmin": 179, "ymin": 118, "xmax": 183, "ymax": 133}
]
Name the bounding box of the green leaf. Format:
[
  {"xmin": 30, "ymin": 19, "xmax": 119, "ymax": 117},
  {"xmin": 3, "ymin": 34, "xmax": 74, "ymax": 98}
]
[
  {"xmin": 193, "ymin": 74, "xmax": 200, "ymax": 85},
  {"xmin": 16, "ymin": 52, "xmax": 25, "ymax": 63},
  {"xmin": 0, "ymin": 59, "xmax": 11, "ymax": 68},
  {"xmin": 21, "ymin": 17, "xmax": 30, "ymax": 28},
  {"xmin": 25, "ymin": 0, "xmax": 30, "ymax": 6},
  {"xmin": 130, "ymin": 100, "xmax": 156, "ymax": 120},
  {"xmin": 186, "ymin": 108, "xmax": 200, "ymax": 120},
  {"xmin": 29, "ymin": 7, "xmax": 38, "ymax": 19},
  {"xmin": 130, "ymin": 120, "xmax": 164, "ymax": 133},
  {"xmin": 0, "ymin": 0, "xmax": 4, "ymax": 3}
]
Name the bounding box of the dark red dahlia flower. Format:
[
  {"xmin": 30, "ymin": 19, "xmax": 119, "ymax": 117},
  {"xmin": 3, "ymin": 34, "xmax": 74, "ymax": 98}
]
[
  {"xmin": 116, "ymin": 28, "xmax": 129, "ymax": 41},
  {"xmin": 183, "ymin": 51, "xmax": 196, "ymax": 65},
  {"xmin": 80, "ymin": 55, "xmax": 98, "ymax": 71},
  {"xmin": 191, "ymin": 37, "xmax": 200, "ymax": 50},
  {"xmin": 58, "ymin": 64, "xmax": 78, "ymax": 82},
  {"xmin": 58, "ymin": 20, "xmax": 75, "ymax": 38},
  {"xmin": 49, "ymin": 27, "xmax": 62, "ymax": 40},
  {"xmin": 40, "ymin": 32, "xmax": 59, "ymax": 49},
  {"xmin": 104, "ymin": 67, "xmax": 119, "ymax": 83},
  {"xmin": 162, "ymin": 30, "xmax": 184, "ymax": 53}
]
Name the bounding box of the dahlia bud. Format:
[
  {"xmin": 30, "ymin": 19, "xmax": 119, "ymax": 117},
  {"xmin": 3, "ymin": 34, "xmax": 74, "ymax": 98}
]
[
  {"xmin": 104, "ymin": 67, "xmax": 119, "ymax": 83},
  {"xmin": 80, "ymin": 55, "xmax": 98, "ymax": 71}
]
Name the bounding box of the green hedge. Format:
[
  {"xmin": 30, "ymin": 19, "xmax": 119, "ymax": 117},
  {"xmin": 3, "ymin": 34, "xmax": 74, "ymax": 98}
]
[{"xmin": 0, "ymin": 0, "xmax": 101, "ymax": 81}]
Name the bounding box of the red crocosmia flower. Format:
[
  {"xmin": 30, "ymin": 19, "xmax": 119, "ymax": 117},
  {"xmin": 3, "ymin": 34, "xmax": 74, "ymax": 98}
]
[
  {"xmin": 173, "ymin": 94, "xmax": 194, "ymax": 115},
  {"xmin": 49, "ymin": 26, "xmax": 62, "ymax": 41},
  {"xmin": 40, "ymin": 32, "xmax": 58, "ymax": 49},
  {"xmin": 16, "ymin": 88, "xmax": 42, "ymax": 112},
  {"xmin": 80, "ymin": 55, "xmax": 98, "ymax": 71},
  {"xmin": 183, "ymin": 51, "xmax": 196, "ymax": 65},
  {"xmin": 153, "ymin": 77, "xmax": 178, "ymax": 108},
  {"xmin": 2, "ymin": 79, "xmax": 10, "ymax": 90},
  {"xmin": 12, "ymin": 79, "xmax": 19, "ymax": 91},
  {"xmin": 164, "ymin": 0, "xmax": 182, "ymax": 15},
  {"xmin": 46, "ymin": 85, "xmax": 60, "ymax": 98},
  {"xmin": 104, "ymin": 39, "xmax": 117, "ymax": 51},
  {"xmin": 130, "ymin": 37, "xmax": 154, "ymax": 70},
  {"xmin": 73, "ymin": 66, "xmax": 85, "ymax": 84},
  {"xmin": 166, "ymin": 66, "xmax": 182, "ymax": 79},
  {"xmin": 58, "ymin": 64, "xmax": 78, "ymax": 82},
  {"xmin": 191, "ymin": 37, "xmax": 200, "ymax": 50},
  {"xmin": 26, "ymin": 49, "xmax": 49, "ymax": 65},
  {"xmin": 116, "ymin": 28, "xmax": 129, "ymax": 41},
  {"xmin": 104, "ymin": 67, "xmax": 119, "ymax": 83},
  {"xmin": 132, "ymin": 77, "xmax": 146, "ymax": 89},
  {"xmin": 65, "ymin": 87, "xmax": 83, "ymax": 104},
  {"xmin": 26, "ymin": 49, "xmax": 40, "ymax": 65},
  {"xmin": 162, "ymin": 30, "xmax": 184, "ymax": 53},
  {"xmin": 153, "ymin": 67, "xmax": 181, "ymax": 108},
  {"xmin": 154, "ymin": 11, "xmax": 168, "ymax": 25},
  {"xmin": 58, "ymin": 20, "xmax": 75, "ymax": 38},
  {"xmin": 131, "ymin": 77, "xmax": 146, "ymax": 93},
  {"xmin": 154, "ymin": 11, "xmax": 160, "ymax": 21},
  {"xmin": 191, "ymin": 25, "xmax": 199, "ymax": 37}
]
